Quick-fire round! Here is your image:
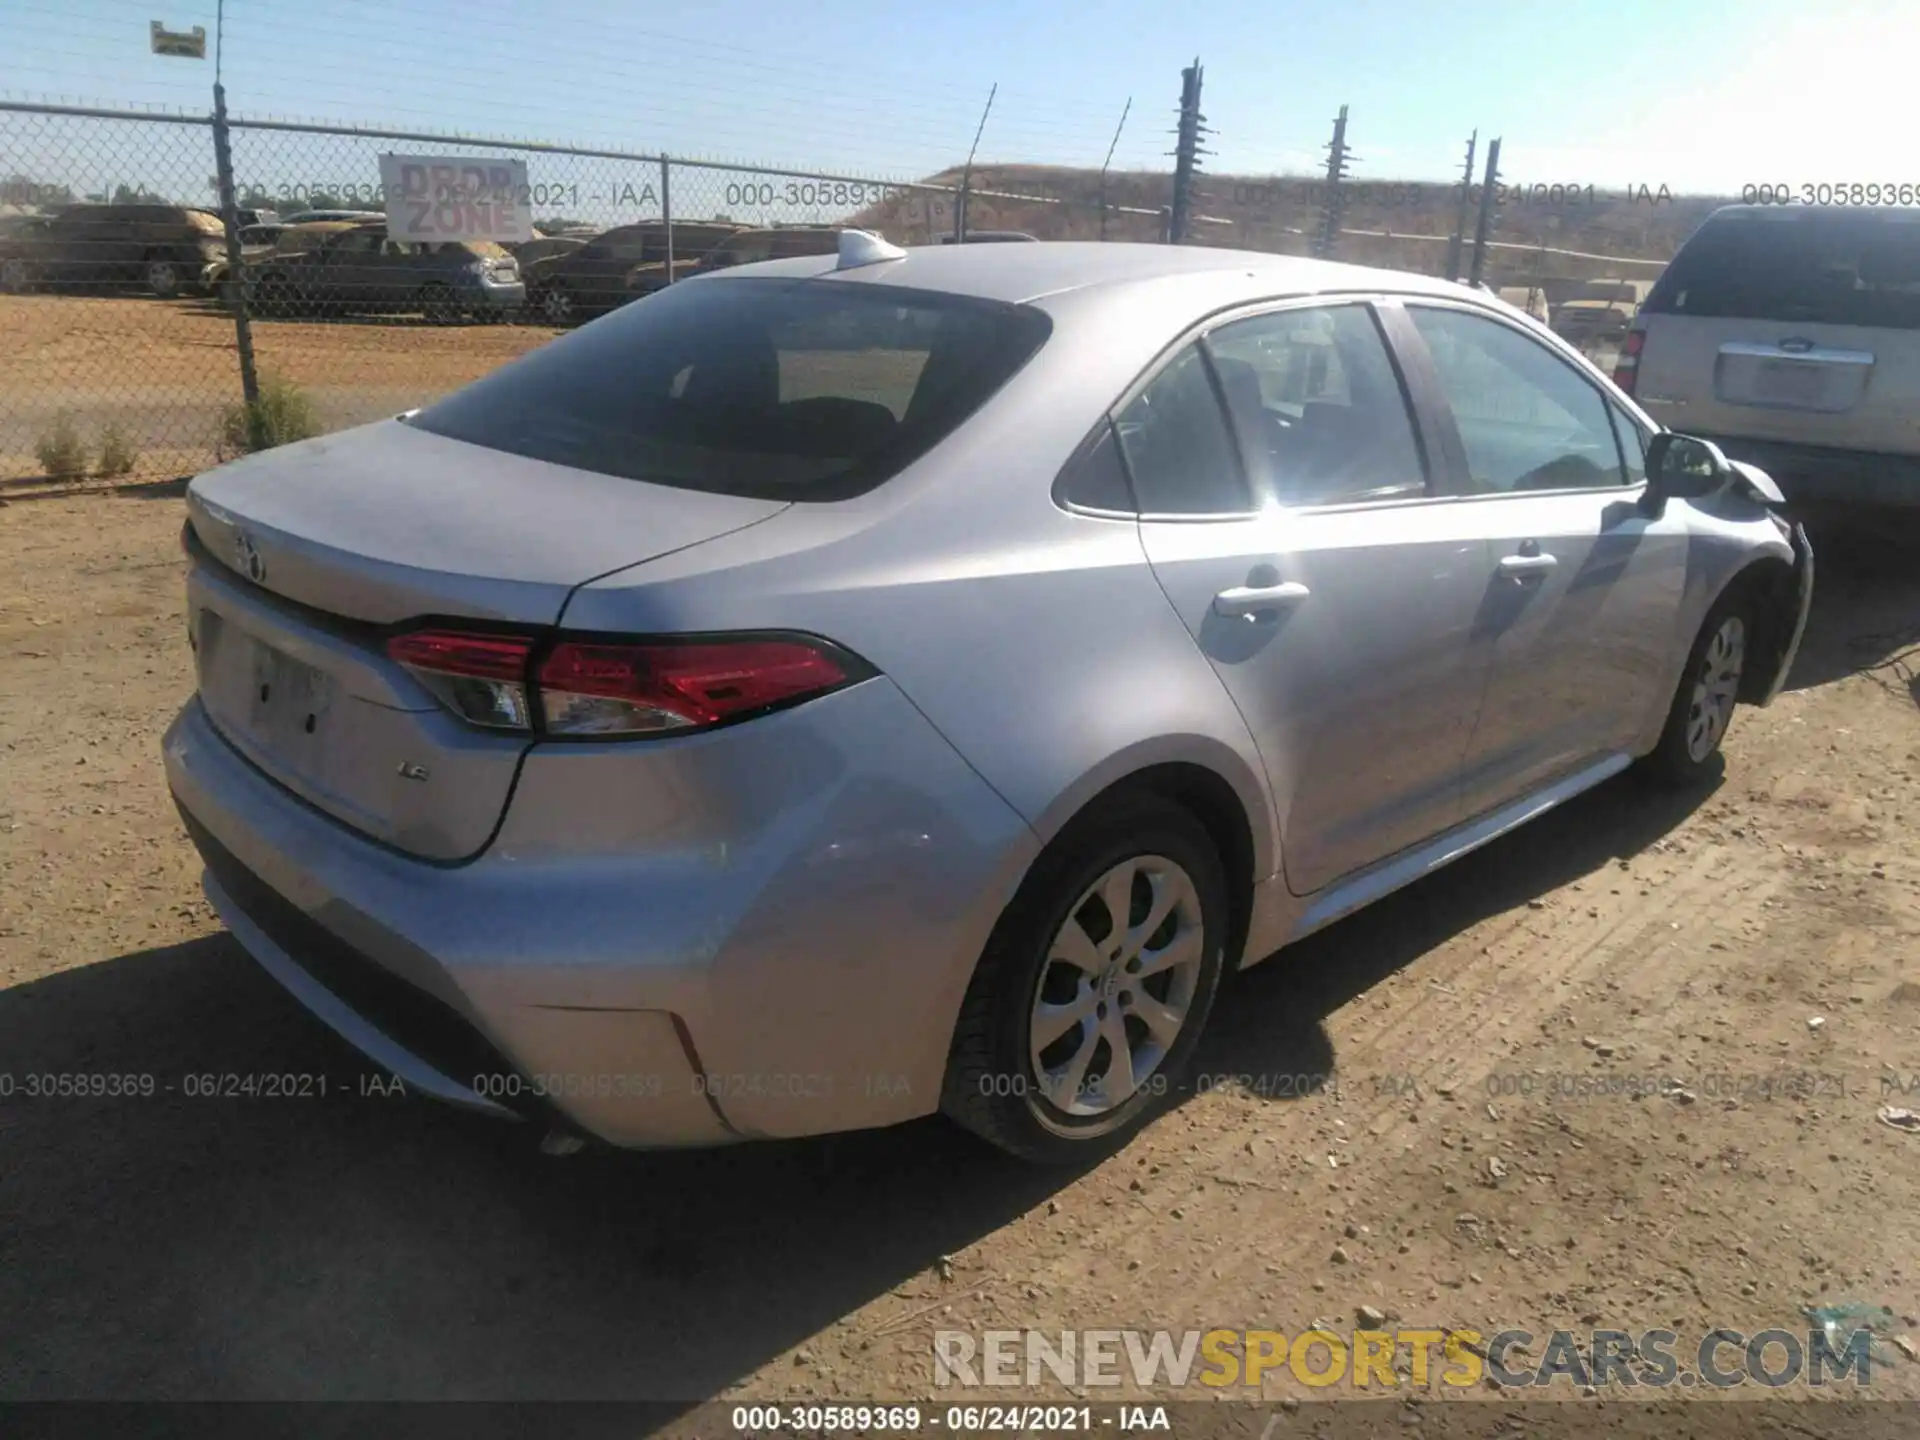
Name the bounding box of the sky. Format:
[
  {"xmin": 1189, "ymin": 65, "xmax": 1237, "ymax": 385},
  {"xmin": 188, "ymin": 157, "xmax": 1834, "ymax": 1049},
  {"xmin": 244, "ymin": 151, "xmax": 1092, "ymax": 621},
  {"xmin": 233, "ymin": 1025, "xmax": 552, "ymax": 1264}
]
[{"xmin": 5, "ymin": 0, "xmax": 1918, "ymax": 199}]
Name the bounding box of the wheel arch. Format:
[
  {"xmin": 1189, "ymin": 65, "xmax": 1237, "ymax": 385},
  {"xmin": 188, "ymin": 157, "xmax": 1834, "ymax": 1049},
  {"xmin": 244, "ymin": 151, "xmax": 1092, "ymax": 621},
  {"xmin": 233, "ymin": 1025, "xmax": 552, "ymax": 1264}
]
[
  {"xmin": 1025, "ymin": 743, "xmax": 1271, "ymax": 971},
  {"xmin": 1716, "ymin": 551, "xmax": 1801, "ymax": 704}
]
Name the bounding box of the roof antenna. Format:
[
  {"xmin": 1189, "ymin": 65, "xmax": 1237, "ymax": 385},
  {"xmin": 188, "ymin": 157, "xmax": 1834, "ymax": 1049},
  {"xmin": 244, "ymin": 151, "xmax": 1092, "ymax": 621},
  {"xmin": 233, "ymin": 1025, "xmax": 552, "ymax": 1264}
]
[{"xmin": 837, "ymin": 229, "xmax": 908, "ymax": 270}]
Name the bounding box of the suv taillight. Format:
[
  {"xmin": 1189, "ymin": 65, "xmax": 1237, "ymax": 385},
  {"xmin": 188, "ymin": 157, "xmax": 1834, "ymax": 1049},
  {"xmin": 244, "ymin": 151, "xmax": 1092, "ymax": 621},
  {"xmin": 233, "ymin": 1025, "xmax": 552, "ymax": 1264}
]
[
  {"xmin": 1613, "ymin": 328, "xmax": 1645, "ymax": 395},
  {"xmin": 386, "ymin": 628, "xmax": 869, "ymax": 738}
]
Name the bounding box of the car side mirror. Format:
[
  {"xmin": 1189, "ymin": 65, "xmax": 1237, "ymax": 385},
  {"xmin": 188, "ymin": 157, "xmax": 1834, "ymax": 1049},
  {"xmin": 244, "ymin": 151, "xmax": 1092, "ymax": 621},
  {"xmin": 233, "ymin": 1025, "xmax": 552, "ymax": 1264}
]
[{"xmin": 1641, "ymin": 432, "xmax": 1730, "ymax": 516}]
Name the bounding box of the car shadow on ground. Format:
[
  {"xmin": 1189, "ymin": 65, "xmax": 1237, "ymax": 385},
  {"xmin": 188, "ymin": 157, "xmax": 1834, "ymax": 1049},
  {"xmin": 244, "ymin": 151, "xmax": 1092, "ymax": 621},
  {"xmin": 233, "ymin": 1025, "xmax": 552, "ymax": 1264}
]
[
  {"xmin": 1206, "ymin": 765, "xmax": 1718, "ymax": 1092},
  {"xmin": 0, "ymin": 774, "xmax": 1717, "ymax": 1409}
]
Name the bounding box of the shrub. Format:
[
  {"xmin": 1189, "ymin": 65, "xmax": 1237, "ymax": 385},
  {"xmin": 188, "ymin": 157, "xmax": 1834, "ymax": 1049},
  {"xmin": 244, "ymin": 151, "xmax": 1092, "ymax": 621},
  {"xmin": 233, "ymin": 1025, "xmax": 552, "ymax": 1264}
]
[
  {"xmin": 34, "ymin": 411, "xmax": 88, "ymax": 480},
  {"xmin": 94, "ymin": 423, "xmax": 139, "ymax": 478},
  {"xmin": 218, "ymin": 374, "xmax": 321, "ymax": 458}
]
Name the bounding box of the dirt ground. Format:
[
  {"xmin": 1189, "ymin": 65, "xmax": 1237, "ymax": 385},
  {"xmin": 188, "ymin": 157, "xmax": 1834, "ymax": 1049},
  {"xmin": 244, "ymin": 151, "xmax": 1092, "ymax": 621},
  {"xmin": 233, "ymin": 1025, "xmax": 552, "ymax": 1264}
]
[
  {"xmin": 0, "ymin": 295, "xmax": 558, "ymax": 487},
  {"xmin": 1, "ymin": 487, "xmax": 1917, "ymax": 1414}
]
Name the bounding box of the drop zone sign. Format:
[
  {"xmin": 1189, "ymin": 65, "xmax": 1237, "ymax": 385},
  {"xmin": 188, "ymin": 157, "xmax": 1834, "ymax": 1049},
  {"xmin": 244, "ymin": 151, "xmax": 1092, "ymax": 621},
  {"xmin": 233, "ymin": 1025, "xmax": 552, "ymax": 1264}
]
[{"xmin": 378, "ymin": 154, "xmax": 533, "ymax": 243}]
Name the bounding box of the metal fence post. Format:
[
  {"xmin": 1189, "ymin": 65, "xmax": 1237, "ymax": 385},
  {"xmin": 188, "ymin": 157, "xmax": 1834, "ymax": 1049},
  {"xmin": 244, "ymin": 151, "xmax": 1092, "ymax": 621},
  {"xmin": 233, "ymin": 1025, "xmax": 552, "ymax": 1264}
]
[
  {"xmin": 660, "ymin": 155, "xmax": 674, "ymax": 284},
  {"xmin": 1445, "ymin": 131, "xmax": 1477, "ymax": 280},
  {"xmin": 211, "ymin": 82, "xmax": 263, "ymax": 449},
  {"xmin": 1311, "ymin": 104, "xmax": 1352, "ymax": 260},
  {"xmin": 1168, "ymin": 60, "xmax": 1204, "ymax": 244},
  {"xmin": 1468, "ymin": 136, "xmax": 1502, "ymax": 288}
]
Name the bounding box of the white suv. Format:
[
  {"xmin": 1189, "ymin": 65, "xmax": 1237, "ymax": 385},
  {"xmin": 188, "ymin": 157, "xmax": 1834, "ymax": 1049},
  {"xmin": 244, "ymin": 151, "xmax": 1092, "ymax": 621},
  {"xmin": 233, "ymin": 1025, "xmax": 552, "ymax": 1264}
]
[{"xmin": 1618, "ymin": 203, "xmax": 1920, "ymax": 507}]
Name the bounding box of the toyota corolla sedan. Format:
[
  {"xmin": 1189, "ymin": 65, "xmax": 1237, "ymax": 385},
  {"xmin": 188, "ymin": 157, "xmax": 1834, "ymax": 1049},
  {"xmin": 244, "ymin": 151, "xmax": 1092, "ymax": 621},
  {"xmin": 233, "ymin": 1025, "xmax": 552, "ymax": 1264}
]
[{"xmin": 163, "ymin": 235, "xmax": 1813, "ymax": 1164}]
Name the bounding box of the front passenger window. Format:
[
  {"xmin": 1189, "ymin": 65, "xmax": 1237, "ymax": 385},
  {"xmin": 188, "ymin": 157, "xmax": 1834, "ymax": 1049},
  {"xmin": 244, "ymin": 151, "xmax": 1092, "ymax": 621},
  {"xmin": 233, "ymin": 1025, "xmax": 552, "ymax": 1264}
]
[
  {"xmin": 1409, "ymin": 306, "xmax": 1627, "ymax": 494},
  {"xmin": 1113, "ymin": 346, "xmax": 1250, "ymax": 515}
]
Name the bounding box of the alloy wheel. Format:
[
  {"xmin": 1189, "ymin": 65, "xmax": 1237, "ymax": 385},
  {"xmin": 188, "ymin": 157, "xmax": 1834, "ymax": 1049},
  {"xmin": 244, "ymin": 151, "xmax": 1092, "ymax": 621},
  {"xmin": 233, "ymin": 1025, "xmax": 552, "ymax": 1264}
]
[
  {"xmin": 147, "ymin": 259, "xmax": 179, "ymax": 297},
  {"xmin": 1685, "ymin": 614, "xmax": 1745, "ymax": 761},
  {"xmin": 1028, "ymin": 854, "xmax": 1205, "ymax": 1117},
  {"xmin": 541, "ymin": 287, "xmax": 573, "ymax": 324}
]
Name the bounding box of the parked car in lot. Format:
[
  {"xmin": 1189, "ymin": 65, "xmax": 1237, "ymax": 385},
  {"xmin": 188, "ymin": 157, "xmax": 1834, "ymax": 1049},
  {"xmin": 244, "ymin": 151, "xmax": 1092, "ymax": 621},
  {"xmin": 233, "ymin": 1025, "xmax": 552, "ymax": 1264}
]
[
  {"xmin": 165, "ymin": 237, "xmax": 1811, "ymax": 1165},
  {"xmin": 247, "ymin": 221, "xmax": 525, "ymax": 321},
  {"xmin": 0, "ymin": 202, "xmax": 229, "ymax": 297},
  {"xmin": 1621, "ymin": 203, "xmax": 1920, "ymax": 507},
  {"xmin": 508, "ymin": 226, "xmax": 599, "ymax": 271},
  {"xmin": 690, "ymin": 224, "xmax": 847, "ymax": 274},
  {"xmin": 200, "ymin": 220, "xmax": 317, "ymax": 293},
  {"xmin": 1552, "ymin": 278, "xmax": 1648, "ymax": 345},
  {"xmin": 523, "ymin": 221, "xmax": 742, "ymax": 324}
]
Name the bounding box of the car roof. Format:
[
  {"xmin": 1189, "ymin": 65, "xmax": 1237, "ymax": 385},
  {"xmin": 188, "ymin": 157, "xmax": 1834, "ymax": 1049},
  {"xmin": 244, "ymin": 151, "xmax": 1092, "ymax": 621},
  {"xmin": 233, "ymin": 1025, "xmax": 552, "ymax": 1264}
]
[{"xmin": 701, "ymin": 239, "xmax": 1494, "ymax": 308}]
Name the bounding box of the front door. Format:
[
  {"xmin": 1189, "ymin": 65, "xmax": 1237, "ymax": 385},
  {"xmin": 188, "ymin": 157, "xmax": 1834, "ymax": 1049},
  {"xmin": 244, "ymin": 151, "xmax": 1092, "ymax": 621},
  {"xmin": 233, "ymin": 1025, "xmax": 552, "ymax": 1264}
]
[
  {"xmin": 1401, "ymin": 303, "xmax": 1688, "ymax": 815},
  {"xmin": 1127, "ymin": 301, "xmax": 1494, "ymax": 897}
]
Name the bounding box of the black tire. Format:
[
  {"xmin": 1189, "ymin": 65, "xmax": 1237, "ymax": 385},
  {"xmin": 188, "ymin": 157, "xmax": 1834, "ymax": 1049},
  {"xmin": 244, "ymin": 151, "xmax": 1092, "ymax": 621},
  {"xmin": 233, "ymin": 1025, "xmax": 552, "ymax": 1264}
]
[
  {"xmin": 941, "ymin": 790, "xmax": 1230, "ymax": 1165},
  {"xmin": 538, "ymin": 284, "xmax": 574, "ymax": 326},
  {"xmin": 1643, "ymin": 586, "xmax": 1753, "ymax": 787},
  {"xmin": 144, "ymin": 255, "xmax": 181, "ymax": 298},
  {"xmin": 253, "ymin": 274, "xmax": 289, "ymax": 317}
]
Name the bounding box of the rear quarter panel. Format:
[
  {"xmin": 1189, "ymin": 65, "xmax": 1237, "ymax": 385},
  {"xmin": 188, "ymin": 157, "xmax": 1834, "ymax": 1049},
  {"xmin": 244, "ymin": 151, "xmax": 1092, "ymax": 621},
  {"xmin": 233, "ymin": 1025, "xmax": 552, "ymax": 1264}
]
[{"xmin": 561, "ymin": 278, "xmax": 1282, "ymax": 883}]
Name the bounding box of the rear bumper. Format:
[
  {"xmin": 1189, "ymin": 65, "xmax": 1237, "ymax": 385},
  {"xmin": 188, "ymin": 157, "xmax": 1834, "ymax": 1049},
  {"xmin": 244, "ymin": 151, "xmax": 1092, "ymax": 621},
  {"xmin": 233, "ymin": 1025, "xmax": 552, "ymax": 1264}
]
[
  {"xmin": 472, "ymin": 279, "xmax": 525, "ymax": 309},
  {"xmin": 1696, "ymin": 433, "xmax": 1920, "ymax": 508},
  {"xmin": 162, "ymin": 678, "xmax": 1037, "ymax": 1148}
]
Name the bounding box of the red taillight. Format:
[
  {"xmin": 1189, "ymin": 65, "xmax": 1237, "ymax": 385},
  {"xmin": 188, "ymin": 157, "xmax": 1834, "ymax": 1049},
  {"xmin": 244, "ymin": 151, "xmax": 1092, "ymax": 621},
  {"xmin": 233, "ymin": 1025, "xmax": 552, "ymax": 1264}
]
[
  {"xmin": 385, "ymin": 627, "xmax": 862, "ymax": 738},
  {"xmin": 387, "ymin": 629, "xmax": 535, "ymax": 730},
  {"xmin": 538, "ymin": 638, "xmax": 855, "ymax": 736},
  {"xmin": 1613, "ymin": 328, "xmax": 1645, "ymax": 394}
]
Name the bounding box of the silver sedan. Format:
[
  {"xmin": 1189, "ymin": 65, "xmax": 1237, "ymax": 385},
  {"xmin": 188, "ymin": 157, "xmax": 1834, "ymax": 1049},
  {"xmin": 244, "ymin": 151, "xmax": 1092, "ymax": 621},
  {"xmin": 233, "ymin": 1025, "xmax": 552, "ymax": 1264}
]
[{"xmin": 163, "ymin": 235, "xmax": 1813, "ymax": 1163}]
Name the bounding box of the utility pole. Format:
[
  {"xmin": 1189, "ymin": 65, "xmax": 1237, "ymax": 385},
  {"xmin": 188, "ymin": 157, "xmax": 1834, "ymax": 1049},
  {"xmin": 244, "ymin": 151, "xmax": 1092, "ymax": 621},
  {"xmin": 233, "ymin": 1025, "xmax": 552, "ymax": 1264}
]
[
  {"xmin": 1310, "ymin": 104, "xmax": 1353, "ymax": 260},
  {"xmin": 1444, "ymin": 130, "xmax": 1477, "ymax": 280},
  {"xmin": 1468, "ymin": 136, "xmax": 1501, "ymax": 288},
  {"xmin": 1168, "ymin": 60, "xmax": 1207, "ymax": 244},
  {"xmin": 1098, "ymin": 97, "xmax": 1131, "ymax": 241},
  {"xmin": 954, "ymin": 83, "xmax": 997, "ymax": 243}
]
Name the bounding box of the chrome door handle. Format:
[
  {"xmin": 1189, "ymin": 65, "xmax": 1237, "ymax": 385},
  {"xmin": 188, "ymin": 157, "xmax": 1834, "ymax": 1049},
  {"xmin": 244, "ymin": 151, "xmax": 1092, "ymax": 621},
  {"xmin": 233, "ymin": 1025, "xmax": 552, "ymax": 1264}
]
[
  {"xmin": 1213, "ymin": 581, "xmax": 1311, "ymax": 618},
  {"xmin": 1497, "ymin": 553, "xmax": 1558, "ymax": 576}
]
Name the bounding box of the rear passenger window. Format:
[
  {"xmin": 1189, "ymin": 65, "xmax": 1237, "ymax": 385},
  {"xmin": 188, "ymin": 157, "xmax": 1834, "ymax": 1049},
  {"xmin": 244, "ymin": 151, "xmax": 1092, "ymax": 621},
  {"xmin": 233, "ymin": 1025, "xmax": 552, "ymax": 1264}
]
[
  {"xmin": 1113, "ymin": 346, "xmax": 1250, "ymax": 515},
  {"xmin": 1054, "ymin": 421, "xmax": 1136, "ymax": 513},
  {"xmin": 1204, "ymin": 304, "xmax": 1426, "ymax": 505}
]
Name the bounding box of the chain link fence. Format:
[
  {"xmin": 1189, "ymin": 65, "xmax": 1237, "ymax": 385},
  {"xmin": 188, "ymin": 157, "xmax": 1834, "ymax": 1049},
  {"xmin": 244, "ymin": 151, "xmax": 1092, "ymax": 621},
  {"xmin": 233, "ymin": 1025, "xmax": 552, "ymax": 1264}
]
[{"xmin": 0, "ymin": 97, "xmax": 1665, "ymax": 491}]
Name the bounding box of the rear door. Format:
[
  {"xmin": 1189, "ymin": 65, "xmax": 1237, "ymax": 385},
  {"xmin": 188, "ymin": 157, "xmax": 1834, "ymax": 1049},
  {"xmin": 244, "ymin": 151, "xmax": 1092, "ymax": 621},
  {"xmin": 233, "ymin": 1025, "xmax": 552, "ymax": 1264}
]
[
  {"xmin": 1130, "ymin": 298, "xmax": 1495, "ymax": 896},
  {"xmin": 318, "ymin": 227, "xmax": 384, "ymax": 310},
  {"xmin": 1401, "ymin": 302, "xmax": 1686, "ymax": 814},
  {"xmin": 1634, "ymin": 208, "xmax": 1920, "ymax": 455},
  {"xmin": 572, "ymin": 226, "xmax": 653, "ymax": 309}
]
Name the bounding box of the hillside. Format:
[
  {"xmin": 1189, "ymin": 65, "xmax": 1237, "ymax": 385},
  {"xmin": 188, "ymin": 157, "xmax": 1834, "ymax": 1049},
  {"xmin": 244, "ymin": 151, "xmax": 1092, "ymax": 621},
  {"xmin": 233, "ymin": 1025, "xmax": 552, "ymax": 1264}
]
[{"xmin": 853, "ymin": 163, "xmax": 1737, "ymax": 287}]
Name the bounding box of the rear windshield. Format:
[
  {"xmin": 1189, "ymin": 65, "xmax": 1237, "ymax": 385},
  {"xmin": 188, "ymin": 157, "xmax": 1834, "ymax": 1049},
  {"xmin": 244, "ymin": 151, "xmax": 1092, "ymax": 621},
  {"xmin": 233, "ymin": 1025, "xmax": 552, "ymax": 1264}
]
[
  {"xmin": 1646, "ymin": 210, "xmax": 1920, "ymax": 328},
  {"xmin": 407, "ymin": 277, "xmax": 1051, "ymax": 501}
]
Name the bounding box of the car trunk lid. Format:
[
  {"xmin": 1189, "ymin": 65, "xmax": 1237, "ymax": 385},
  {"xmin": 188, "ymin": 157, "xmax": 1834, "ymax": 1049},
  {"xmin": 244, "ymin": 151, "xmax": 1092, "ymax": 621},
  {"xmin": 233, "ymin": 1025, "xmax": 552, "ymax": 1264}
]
[{"xmin": 183, "ymin": 419, "xmax": 788, "ymax": 858}]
